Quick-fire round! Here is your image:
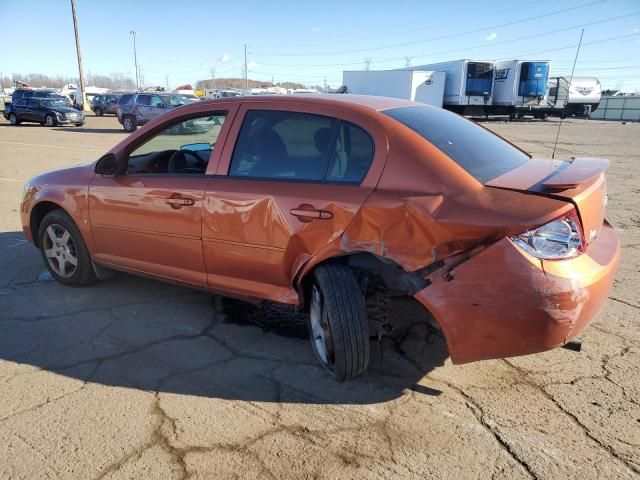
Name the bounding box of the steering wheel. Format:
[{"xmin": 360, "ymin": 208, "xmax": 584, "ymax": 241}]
[{"xmin": 167, "ymin": 149, "xmax": 206, "ymax": 174}]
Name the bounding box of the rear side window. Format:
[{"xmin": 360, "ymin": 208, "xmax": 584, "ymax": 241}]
[
  {"xmin": 135, "ymin": 95, "xmax": 151, "ymax": 106},
  {"xmin": 326, "ymin": 122, "xmax": 374, "ymax": 183},
  {"xmin": 230, "ymin": 110, "xmax": 337, "ymax": 181},
  {"xmin": 119, "ymin": 94, "xmax": 133, "ymax": 105},
  {"xmin": 229, "ymin": 110, "xmax": 374, "ymax": 183},
  {"xmin": 383, "ymin": 106, "xmax": 529, "ymax": 183}
]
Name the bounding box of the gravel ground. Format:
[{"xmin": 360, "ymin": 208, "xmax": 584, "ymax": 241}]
[{"xmin": 0, "ymin": 114, "xmax": 638, "ymax": 480}]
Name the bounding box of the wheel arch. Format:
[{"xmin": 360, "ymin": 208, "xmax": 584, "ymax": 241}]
[{"xmin": 30, "ymin": 201, "xmax": 66, "ymax": 247}]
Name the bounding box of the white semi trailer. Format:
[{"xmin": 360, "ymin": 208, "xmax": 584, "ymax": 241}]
[
  {"xmin": 404, "ymin": 59, "xmax": 494, "ymax": 115},
  {"xmin": 342, "ymin": 70, "xmax": 445, "ymax": 106},
  {"xmin": 491, "ymin": 60, "xmax": 554, "ymax": 118}
]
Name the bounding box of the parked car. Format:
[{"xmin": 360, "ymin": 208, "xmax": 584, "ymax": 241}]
[
  {"xmin": 4, "ymin": 89, "xmax": 70, "ymax": 120},
  {"xmin": 8, "ymin": 97, "xmax": 85, "ymax": 126},
  {"xmin": 91, "ymin": 93, "xmax": 124, "ymax": 116},
  {"xmin": 20, "ymin": 95, "xmax": 619, "ymax": 380},
  {"xmin": 12, "ymin": 88, "xmax": 63, "ymax": 102},
  {"xmin": 116, "ymin": 92, "xmax": 192, "ymax": 132}
]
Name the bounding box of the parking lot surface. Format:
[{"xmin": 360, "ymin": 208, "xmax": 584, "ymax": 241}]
[{"xmin": 0, "ymin": 115, "xmax": 638, "ymax": 479}]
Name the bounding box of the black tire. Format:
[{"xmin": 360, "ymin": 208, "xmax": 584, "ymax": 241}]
[
  {"xmin": 308, "ymin": 263, "xmax": 369, "ymax": 380},
  {"xmin": 9, "ymin": 113, "xmax": 19, "ymax": 125},
  {"xmin": 123, "ymin": 115, "xmax": 137, "ymax": 132},
  {"xmin": 44, "ymin": 114, "xmax": 56, "ymax": 127},
  {"xmin": 94, "ymin": 108, "xmax": 103, "ymax": 117},
  {"xmin": 38, "ymin": 210, "xmax": 97, "ymax": 286}
]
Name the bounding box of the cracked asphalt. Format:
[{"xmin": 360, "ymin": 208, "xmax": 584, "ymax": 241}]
[{"xmin": 0, "ymin": 116, "xmax": 638, "ymax": 479}]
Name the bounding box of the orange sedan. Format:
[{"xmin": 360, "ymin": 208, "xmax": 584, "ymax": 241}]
[{"xmin": 20, "ymin": 95, "xmax": 620, "ymax": 380}]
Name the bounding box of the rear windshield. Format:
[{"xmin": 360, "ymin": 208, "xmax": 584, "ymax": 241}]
[{"xmin": 383, "ymin": 105, "xmax": 529, "ymax": 183}]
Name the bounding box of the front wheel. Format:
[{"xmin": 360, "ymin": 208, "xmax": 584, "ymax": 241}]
[
  {"xmin": 308, "ymin": 263, "xmax": 369, "ymax": 380},
  {"xmin": 9, "ymin": 113, "xmax": 19, "ymax": 125},
  {"xmin": 38, "ymin": 210, "xmax": 97, "ymax": 286},
  {"xmin": 44, "ymin": 114, "xmax": 56, "ymax": 127},
  {"xmin": 94, "ymin": 108, "xmax": 103, "ymax": 116}
]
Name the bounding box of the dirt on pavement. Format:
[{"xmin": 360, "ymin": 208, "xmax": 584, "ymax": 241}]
[{"xmin": 0, "ymin": 115, "xmax": 638, "ymax": 479}]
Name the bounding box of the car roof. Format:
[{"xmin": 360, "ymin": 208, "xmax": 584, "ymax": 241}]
[{"xmin": 194, "ymin": 94, "xmax": 418, "ymax": 112}]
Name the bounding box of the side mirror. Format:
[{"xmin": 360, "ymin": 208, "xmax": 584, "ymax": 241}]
[
  {"xmin": 95, "ymin": 153, "xmax": 119, "ymax": 176},
  {"xmin": 157, "ymin": 103, "xmax": 165, "ymax": 108}
]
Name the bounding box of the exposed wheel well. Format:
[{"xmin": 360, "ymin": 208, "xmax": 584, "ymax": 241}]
[
  {"xmin": 299, "ymin": 253, "xmax": 437, "ymax": 310},
  {"xmin": 30, "ymin": 201, "xmax": 64, "ymax": 247},
  {"xmin": 299, "ymin": 253, "xmax": 444, "ymax": 340}
]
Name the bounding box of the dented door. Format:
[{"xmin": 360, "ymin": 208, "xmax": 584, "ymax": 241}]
[{"xmin": 201, "ymin": 101, "xmax": 388, "ymax": 304}]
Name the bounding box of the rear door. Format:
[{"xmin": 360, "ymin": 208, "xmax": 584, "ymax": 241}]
[{"xmin": 201, "ymin": 102, "xmax": 388, "ymax": 303}]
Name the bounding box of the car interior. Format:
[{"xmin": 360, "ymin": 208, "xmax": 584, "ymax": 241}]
[
  {"xmin": 230, "ymin": 112, "xmax": 374, "ymax": 182},
  {"xmin": 127, "ymin": 145, "xmax": 212, "ymax": 175}
]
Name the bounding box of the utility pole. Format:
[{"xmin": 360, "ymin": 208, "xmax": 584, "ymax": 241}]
[
  {"xmin": 165, "ymin": 75, "xmax": 169, "ymax": 90},
  {"xmin": 323, "ymin": 77, "xmax": 328, "ymax": 92},
  {"xmin": 404, "ymin": 57, "xmax": 412, "ymax": 67},
  {"xmin": 244, "ymin": 44, "xmax": 248, "ymax": 90},
  {"xmin": 130, "ymin": 30, "xmax": 139, "ymax": 90},
  {"xmin": 70, "ymin": 0, "xmax": 90, "ymax": 111},
  {"xmin": 364, "ymin": 57, "xmax": 372, "ymax": 71},
  {"xmin": 210, "ymin": 68, "xmax": 216, "ymax": 90}
]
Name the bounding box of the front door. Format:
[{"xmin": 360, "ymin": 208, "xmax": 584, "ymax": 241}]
[
  {"xmin": 202, "ymin": 104, "xmax": 387, "ymax": 304},
  {"xmin": 89, "ymin": 110, "xmax": 231, "ymax": 286}
]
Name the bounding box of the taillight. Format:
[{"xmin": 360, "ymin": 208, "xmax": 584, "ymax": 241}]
[{"xmin": 511, "ymin": 209, "xmax": 585, "ymax": 260}]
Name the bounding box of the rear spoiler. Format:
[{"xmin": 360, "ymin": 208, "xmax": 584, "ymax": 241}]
[{"xmin": 542, "ymin": 158, "xmax": 609, "ymax": 190}]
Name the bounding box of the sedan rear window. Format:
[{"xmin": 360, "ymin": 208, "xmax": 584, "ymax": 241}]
[{"xmin": 383, "ymin": 106, "xmax": 529, "ymax": 183}]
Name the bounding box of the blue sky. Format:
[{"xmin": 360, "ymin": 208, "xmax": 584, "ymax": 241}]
[{"xmin": 2, "ymin": 0, "xmax": 639, "ymax": 90}]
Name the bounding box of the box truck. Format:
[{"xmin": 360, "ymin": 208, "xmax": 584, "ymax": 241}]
[
  {"xmin": 404, "ymin": 59, "xmax": 494, "ymax": 114},
  {"xmin": 342, "ymin": 70, "xmax": 445, "ymax": 106},
  {"xmin": 491, "ymin": 60, "xmax": 553, "ymax": 118}
]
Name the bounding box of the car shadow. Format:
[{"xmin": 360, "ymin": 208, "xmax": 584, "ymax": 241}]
[
  {"xmin": 0, "ymin": 231, "xmax": 448, "ymax": 405},
  {"xmin": 52, "ymin": 127, "xmax": 125, "ymax": 134}
]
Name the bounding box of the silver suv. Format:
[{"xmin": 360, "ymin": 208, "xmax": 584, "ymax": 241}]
[{"xmin": 116, "ymin": 92, "xmax": 194, "ymax": 132}]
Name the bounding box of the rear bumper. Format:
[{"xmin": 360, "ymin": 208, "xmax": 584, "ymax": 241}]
[{"xmin": 414, "ymin": 221, "xmax": 620, "ymax": 364}]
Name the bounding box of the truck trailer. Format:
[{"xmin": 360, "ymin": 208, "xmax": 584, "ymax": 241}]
[
  {"xmin": 491, "ymin": 60, "xmax": 556, "ymax": 118},
  {"xmin": 342, "ymin": 70, "xmax": 445, "ymax": 106},
  {"xmin": 404, "ymin": 59, "xmax": 494, "ymax": 115}
]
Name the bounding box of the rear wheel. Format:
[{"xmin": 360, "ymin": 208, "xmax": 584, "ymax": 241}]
[
  {"xmin": 44, "ymin": 114, "xmax": 56, "ymax": 127},
  {"xmin": 308, "ymin": 263, "xmax": 369, "ymax": 380},
  {"xmin": 9, "ymin": 113, "xmax": 19, "ymax": 125},
  {"xmin": 38, "ymin": 210, "xmax": 96, "ymax": 286},
  {"xmin": 123, "ymin": 115, "xmax": 136, "ymax": 132}
]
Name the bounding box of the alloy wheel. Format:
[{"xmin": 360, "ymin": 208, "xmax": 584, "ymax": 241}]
[
  {"xmin": 42, "ymin": 224, "xmax": 79, "ymax": 278},
  {"xmin": 9, "ymin": 114, "xmax": 17, "ymax": 125},
  {"xmin": 45, "ymin": 115, "xmax": 55, "ymax": 127},
  {"xmin": 309, "ymin": 285, "xmax": 335, "ymax": 369}
]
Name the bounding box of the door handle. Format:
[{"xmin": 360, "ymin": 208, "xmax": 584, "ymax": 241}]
[
  {"xmin": 290, "ymin": 205, "xmax": 333, "ymax": 222},
  {"xmin": 166, "ymin": 196, "xmax": 195, "ymax": 209}
]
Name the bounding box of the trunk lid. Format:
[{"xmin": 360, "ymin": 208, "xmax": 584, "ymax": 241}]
[{"xmin": 486, "ymin": 157, "xmax": 609, "ymax": 245}]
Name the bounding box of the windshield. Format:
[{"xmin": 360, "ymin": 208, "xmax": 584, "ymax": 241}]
[
  {"xmin": 383, "ymin": 105, "xmax": 529, "ymax": 183},
  {"xmin": 41, "ymin": 99, "xmax": 71, "ymax": 108}
]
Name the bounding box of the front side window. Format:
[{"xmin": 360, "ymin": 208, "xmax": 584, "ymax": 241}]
[
  {"xmin": 149, "ymin": 95, "xmax": 164, "ymax": 107},
  {"xmin": 126, "ymin": 113, "xmax": 226, "ymax": 175},
  {"xmin": 229, "ymin": 110, "xmax": 375, "ymax": 183}
]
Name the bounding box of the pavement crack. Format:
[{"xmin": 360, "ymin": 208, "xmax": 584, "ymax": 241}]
[{"xmin": 608, "ymin": 296, "xmax": 640, "ymax": 310}]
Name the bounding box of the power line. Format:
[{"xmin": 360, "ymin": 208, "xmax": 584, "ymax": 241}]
[
  {"xmin": 255, "ymin": 11, "xmax": 640, "ymax": 68},
  {"xmin": 252, "ymin": 0, "xmax": 607, "ymax": 56}
]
